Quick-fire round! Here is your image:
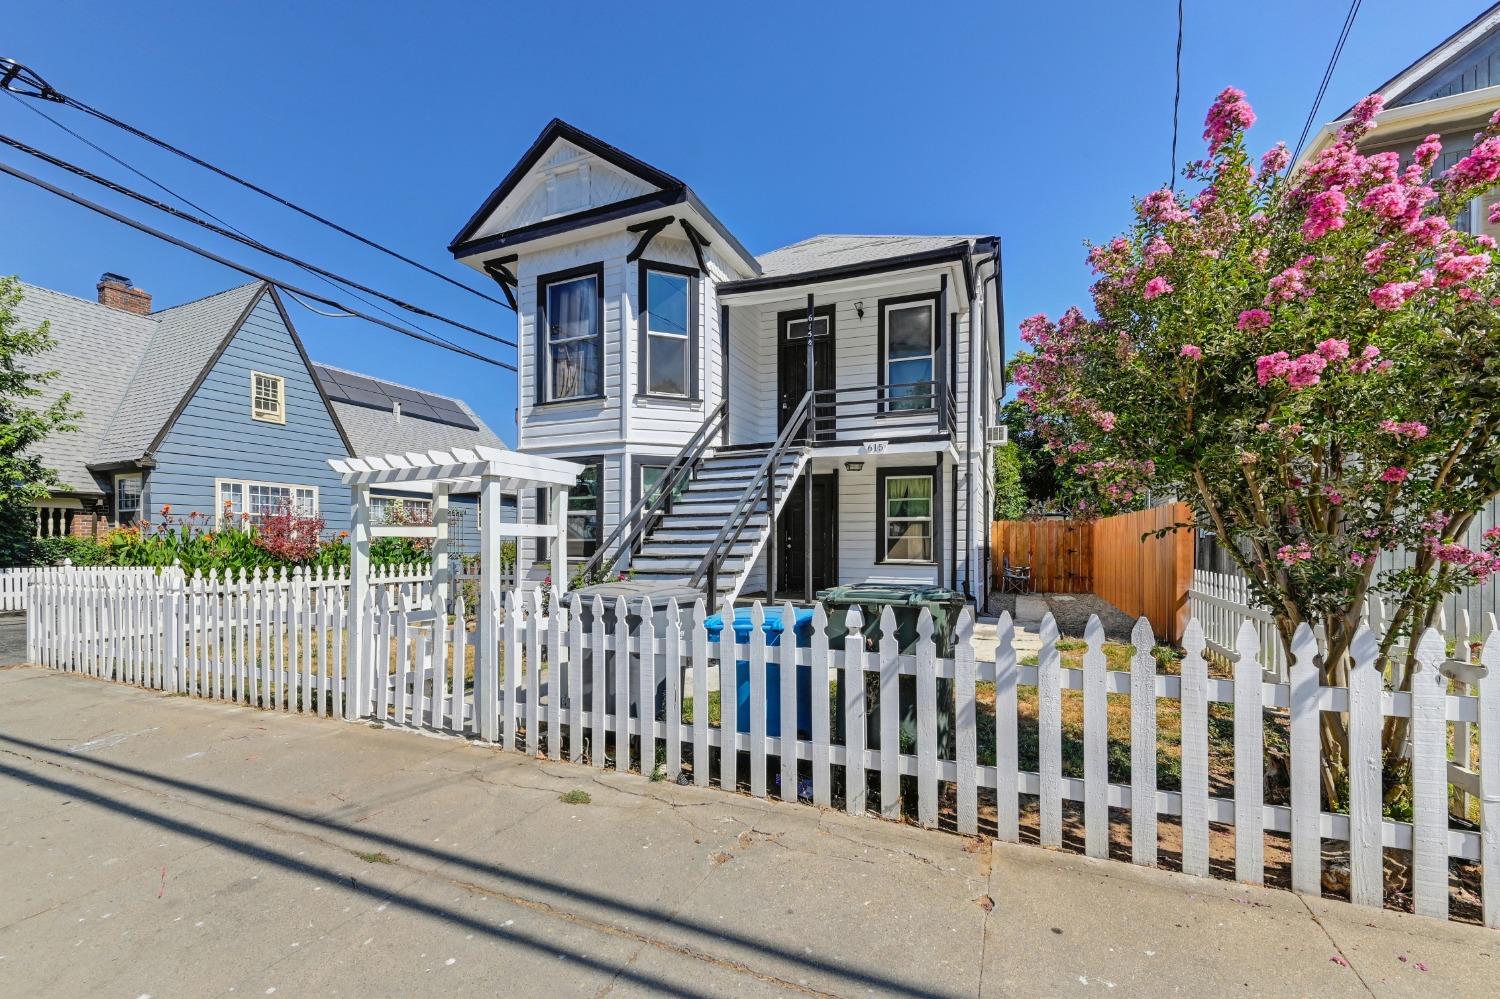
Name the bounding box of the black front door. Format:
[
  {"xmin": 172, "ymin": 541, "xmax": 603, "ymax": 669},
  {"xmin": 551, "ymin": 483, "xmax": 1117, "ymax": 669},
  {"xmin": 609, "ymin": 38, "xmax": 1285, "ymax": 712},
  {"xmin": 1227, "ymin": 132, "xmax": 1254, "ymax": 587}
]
[
  {"xmin": 776, "ymin": 473, "xmax": 838, "ymax": 598},
  {"xmin": 777, "ymin": 305, "xmax": 836, "ymax": 433}
]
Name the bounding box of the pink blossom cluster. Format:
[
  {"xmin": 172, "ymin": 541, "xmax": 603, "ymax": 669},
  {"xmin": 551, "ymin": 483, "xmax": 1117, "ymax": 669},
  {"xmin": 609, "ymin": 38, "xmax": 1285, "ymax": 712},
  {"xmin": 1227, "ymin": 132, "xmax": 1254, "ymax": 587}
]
[
  {"xmin": 1203, "ymin": 87, "xmax": 1256, "ymax": 154},
  {"xmin": 1276, "ymin": 542, "xmax": 1313, "ymax": 566},
  {"xmin": 1302, "ymin": 190, "xmax": 1347, "ymax": 241},
  {"xmin": 1144, "ymin": 236, "xmax": 1173, "ymax": 260},
  {"xmin": 1378, "ymin": 419, "xmax": 1429, "ymax": 438},
  {"xmin": 1445, "ymin": 135, "xmax": 1500, "ymax": 190},
  {"xmin": 1348, "ymin": 344, "xmax": 1385, "ymax": 373},
  {"xmin": 1435, "ymin": 251, "xmax": 1490, "ymax": 288},
  {"xmin": 1256, "ymin": 350, "xmax": 1325, "ymax": 389},
  {"xmin": 1259, "ymin": 143, "xmax": 1290, "ymax": 177},
  {"xmin": 1362, "ymin": 243, "xmax": 1390, "ymax": 273},
  {"xmin": 1237, "ymin": 308, "xmax": 1271, "ymax": 331},
  {"xmin": 1139, "ymin": 188, "xmax": 1189, "ymax": 225},
  {"xmin": 1379, "ymin": 467, "xmax": 1408, "ymax": 483},
  {"xmin": 1179, "ymin": 343, "xmax": 1203, "ymax": 360},
  {"xmin": 1369, "ymin": 280, "xmax": 1419, "ymax": 310},
  {"xmin": 1142, "ymin": 275, "xmax": 1173, "ymax": 300},
  {"xmin": 1341, "ymin": 94, "xmax": 1386, "ymax": 141},
  {"xmin": 1360, "ymin": 181, "xmax": 1435, "ymax": 227},
  {"xmin": 1264, "ymin": 256, "xmax": 1316, "ymax": 304}
]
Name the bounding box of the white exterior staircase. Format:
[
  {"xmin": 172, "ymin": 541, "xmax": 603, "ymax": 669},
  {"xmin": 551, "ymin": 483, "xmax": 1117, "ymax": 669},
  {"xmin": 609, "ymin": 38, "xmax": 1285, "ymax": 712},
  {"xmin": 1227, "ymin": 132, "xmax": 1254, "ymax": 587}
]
[{"xmin": 625, "ymin": 445, "xmax": 809, "ymax": 604}]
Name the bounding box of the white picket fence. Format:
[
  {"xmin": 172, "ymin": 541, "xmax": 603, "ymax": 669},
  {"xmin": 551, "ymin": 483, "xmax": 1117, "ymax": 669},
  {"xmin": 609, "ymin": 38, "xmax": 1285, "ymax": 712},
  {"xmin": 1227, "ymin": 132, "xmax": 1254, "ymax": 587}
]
[
  {"xmin": 0, "ymin": 562, "xmax": 435, "ymax": 612},
  {"xmin": 25, "ymin": 571, "xmax": 1500, "ymax": 928}
]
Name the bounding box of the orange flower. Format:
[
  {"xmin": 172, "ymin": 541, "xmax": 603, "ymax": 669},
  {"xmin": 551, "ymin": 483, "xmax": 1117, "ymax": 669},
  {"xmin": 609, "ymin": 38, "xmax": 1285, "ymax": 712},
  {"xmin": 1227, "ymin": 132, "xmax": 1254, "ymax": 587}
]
[{"xmin": 160, "ymin": 504, "xmax": 172, "ymax": 516}]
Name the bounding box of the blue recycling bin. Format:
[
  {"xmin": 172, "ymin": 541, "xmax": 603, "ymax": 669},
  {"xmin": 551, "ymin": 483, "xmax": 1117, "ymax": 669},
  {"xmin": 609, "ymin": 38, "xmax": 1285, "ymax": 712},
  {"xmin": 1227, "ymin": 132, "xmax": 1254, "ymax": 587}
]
[{"xmin": 704, "ymin": 607, "xmax": 814, "ymax": 738}]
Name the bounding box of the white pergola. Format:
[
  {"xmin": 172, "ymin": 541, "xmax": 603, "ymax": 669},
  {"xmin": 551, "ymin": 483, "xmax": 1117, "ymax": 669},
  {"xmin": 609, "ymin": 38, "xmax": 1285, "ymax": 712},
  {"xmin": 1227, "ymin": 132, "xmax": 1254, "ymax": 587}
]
[{"xmin": 328, "ymin": 445, "xmax": 584, "ymax": 724}]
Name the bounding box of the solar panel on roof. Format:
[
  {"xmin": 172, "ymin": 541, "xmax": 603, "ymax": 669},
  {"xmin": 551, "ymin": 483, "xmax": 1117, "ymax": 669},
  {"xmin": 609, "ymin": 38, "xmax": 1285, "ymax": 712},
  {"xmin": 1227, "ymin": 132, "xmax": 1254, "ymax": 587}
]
[{"xmin": 315, "ymin": 365, "xmax": 478, "ymax": 431}]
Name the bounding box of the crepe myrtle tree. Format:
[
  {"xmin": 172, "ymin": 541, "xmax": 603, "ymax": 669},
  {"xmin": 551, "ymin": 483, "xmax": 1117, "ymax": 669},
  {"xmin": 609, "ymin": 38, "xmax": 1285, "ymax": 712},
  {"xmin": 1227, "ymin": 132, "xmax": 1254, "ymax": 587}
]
[{"xmin": 1013, "ymin": 88, "xmax": 1500, "ymax": 802}]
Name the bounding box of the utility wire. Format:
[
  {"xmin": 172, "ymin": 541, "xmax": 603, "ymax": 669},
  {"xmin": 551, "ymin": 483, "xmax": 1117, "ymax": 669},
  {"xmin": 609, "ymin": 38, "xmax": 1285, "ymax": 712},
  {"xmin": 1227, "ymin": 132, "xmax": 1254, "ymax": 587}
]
[
  {"xmin": 42, "ymin": 84, "xmax": 508, "ymax": 308},
  {"xmin": 0, "ymin": 131, "xmax": 517, "ymax": 350},
  {"xmin": 3, "ymin": 89, "xmax": 459, "ymax": 346},
  {"xmin": 1291, "ymin": 0, "xmax": 1363, "ymax": 164},
  {"xmin": 0, "ymin": 158, "xmax": 513, "ymax": 370},
  {"xmin": 1169, "ymin": 0, "xmax": 1183, "ymax": 188}
]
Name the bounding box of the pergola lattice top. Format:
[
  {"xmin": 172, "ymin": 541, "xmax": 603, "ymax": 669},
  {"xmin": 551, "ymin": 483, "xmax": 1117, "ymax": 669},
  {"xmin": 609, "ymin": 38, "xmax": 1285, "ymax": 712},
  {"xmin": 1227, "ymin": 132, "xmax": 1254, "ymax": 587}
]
[{"xmin": 328, "ymin": 445, "xmax": 582, "ymax": 491}]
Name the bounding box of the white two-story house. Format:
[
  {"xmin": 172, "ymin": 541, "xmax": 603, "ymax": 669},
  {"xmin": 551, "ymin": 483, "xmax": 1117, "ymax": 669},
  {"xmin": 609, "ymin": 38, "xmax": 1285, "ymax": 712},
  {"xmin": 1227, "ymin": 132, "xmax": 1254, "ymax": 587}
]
[{"xmin": 448, "ymin": 119, "xmax": 1004, "ymax": 607}]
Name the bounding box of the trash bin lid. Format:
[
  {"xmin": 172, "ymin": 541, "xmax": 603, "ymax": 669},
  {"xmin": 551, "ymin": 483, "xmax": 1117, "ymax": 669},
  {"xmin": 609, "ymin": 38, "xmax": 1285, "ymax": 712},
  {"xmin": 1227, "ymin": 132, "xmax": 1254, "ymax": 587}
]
[
  {"xmin": 704, "ymin": 607, "xmax": 817, "ymax": 646},
  {"xmin": 815, "ymin": 582, "xmax": 967, "ymax": 607}
]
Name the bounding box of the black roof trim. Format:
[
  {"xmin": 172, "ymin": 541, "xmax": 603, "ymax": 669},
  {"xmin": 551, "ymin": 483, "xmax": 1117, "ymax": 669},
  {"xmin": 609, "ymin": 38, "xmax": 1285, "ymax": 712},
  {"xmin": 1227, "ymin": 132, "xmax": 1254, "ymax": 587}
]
[
  {"xmin": 717, "ymin": 241, "xmax": 981, "ymax": 296},
  {"xmin": 447, "ymin": 118, "xmax": 761, "ymax": 275},
  {"xmin": 451, "ymin": 189, "xmax": 686, "ymax": 259},
  {"xmin": 449, "ymin": 118, "xmax": 684, "ymax": 251}
]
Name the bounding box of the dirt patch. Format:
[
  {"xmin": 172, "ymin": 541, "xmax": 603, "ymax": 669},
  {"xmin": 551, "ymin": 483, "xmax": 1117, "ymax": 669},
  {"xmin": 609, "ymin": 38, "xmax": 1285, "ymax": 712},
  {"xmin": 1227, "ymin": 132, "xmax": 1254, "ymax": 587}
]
[{"xmin": 988, "ymin": 592, "xmax": 1139, "ymax": 642}]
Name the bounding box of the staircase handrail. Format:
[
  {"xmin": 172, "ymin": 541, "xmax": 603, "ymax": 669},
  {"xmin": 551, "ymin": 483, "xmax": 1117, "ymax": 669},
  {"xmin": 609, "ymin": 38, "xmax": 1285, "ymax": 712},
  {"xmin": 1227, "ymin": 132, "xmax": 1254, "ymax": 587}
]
[
  {"xmin": 580, "ymin": 400, "xmax": 727, "ymax": 583},
  {"xmin": 690, "ymin": 391, "xmax": 813, "ymax": 596}
]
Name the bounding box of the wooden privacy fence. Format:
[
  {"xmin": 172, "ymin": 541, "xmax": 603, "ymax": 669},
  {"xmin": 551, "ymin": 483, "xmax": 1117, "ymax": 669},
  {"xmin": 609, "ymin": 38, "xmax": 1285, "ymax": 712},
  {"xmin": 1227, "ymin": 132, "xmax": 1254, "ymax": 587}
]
[
  {"xmin": 27, "ymin": 568, "xmax": 1500, "ymax": 928},
  {"xmin": 992, "ymin": 503, "xmax": 1195, "ymax": 641},
  {"xmin": 990, "ymin": 518, "xmax": 1093, "ymax": 593}
]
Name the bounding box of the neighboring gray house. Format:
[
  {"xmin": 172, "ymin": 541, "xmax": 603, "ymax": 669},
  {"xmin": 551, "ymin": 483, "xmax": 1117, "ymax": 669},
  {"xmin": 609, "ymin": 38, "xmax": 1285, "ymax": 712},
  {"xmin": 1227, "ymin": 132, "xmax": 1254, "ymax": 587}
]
[{"xmin": 17, "ymin": 273, "xmax": 503, "ymax": 542}]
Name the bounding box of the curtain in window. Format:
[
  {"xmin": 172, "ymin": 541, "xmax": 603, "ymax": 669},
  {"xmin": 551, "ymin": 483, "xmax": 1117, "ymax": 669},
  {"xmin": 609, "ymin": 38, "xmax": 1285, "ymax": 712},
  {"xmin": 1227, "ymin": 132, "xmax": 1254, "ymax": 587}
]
[
  {"xmin": 884, "ymin": 475, "xmax": 933, "ymax": 561},
  {"xmin": 548, "ymin": 277, "xmax": 599, "ymax": 399}
]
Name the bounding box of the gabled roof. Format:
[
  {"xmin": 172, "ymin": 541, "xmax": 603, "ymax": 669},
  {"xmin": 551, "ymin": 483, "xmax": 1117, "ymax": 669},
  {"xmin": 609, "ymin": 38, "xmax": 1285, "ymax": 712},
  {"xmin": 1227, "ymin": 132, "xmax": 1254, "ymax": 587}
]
[
  {"xmin": 1344, "ymin": 1, "xmax": 1500, "ymax": 114},
  {"xmin": 11, "ymin": 282, "xmax": 159, "ymax": 494},
  {"xmin": 448, "ymin": 118, "xmax": 761, "ymax": 276},
  {"xmin": 311, "ymin": 363, "xmax": 505, "ymax": 457},
  {"xmin": 91, "ymin": 282, "xmax": 265, "ymax": 464}
]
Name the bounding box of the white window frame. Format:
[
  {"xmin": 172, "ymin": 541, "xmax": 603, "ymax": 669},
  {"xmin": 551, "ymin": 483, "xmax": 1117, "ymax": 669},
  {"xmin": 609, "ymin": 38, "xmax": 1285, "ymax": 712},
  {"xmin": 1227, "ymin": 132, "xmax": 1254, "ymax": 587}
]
[
  {"xmin": 370, "ymin": 494, "xmax": 433, "ymax": 525},
  {"xmin": 644, "ymin": 267, "xmax": 692, "ymax": 398},
  {"xmin": 114, "ymin": 472, "xmax": 143, "ymax": 526},
  {"xmin": 881, "ymin": 473, "xmax": 934, "ymax": 564},
  {"xmin": 251, "ymin": 371, "xmax": 286, "ymax": 424},
  {"xmin": 543, "ymin": 273, "xmax": 602, "ymax": 402},
  {"xmin": 216, "ymin": 477, "xmax": 318, "ymax": 526},
  {"xmin": 881, "ymin": 300, "xmax": 936, "ymax": 412}
]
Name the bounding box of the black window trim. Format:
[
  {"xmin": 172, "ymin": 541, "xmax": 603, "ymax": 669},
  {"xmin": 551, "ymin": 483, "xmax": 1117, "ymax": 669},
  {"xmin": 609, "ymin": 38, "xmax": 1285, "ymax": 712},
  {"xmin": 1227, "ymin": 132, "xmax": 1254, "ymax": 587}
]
[
  {"xmin": 535, "ymin": 454, "xmax": 605, "ymax": 566},
  {"xmin": 875, "ymin": 463, "xmax": 938, "ymax": 566},
  {"xmin": 636, "ymin": 259, "xmax": 701, "ymax": 402},
  {"xmin": 876, "ymin": 291, "xmax": 941, "ymax": 415},
  {"xmin": 535, "ymin": 262, "xmax": 606, "ymax": 405}
]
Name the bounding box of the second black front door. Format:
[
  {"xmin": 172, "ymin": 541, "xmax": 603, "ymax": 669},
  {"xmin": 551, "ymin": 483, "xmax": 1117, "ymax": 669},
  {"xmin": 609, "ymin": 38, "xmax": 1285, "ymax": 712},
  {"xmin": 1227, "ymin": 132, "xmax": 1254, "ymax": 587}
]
[
  {"xmin": 777, "ymin": 305, "xmax": 836, "ymax": 433},
  {"xmin": 776, "ymin": 473, "xmax": 838, "ymax": 598}
]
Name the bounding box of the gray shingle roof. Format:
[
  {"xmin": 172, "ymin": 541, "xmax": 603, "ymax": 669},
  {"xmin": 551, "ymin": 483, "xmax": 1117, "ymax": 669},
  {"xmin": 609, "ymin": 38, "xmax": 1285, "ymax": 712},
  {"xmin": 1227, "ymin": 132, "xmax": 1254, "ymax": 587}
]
[
  {"xmin": 11, "ymin": 283, "xmax": 159, "ymax": 494},
  {"xmin": 754, "ymin": 234, "xmax": 984, "ymax": 279},
  {"xmin": 15, "ymin": 279, "xmax": 503, "ymax": 495},
  {"xmin": 92, "ymin": 283, "xmax": 264, "ymax": 465},
  {"xmin": 313, "ymin": 363, "xmax": 505, "ymax": 457}
]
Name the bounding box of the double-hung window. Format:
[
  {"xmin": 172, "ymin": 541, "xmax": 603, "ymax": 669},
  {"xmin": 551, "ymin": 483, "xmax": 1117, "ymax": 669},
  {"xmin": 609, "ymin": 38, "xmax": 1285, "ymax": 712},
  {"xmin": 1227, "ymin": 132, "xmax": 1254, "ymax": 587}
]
[
  {"xmin": 370, "ymin": 495, "xmax": 432, "ymax": 525},
  {"xmin": 540, "ymin": 266, "xmax": 603, "ymax": 402},
  {"xmin": 879, "ymin": 471, "xmax": 934, "ymax": 563},
  {"xmin": 115, "ymin": 473, "xmax": 143, "ymax": 527},
  {"xmin": 251, "ymin": 371, "xmax": 286, "ymax": 423},
  {"xmin": 640, "ymin": 263, "xmax": 696, "ymax": 398},
  {"xmin": 879, "ymin": 297, "xmax": 937, "ymax": 412}
]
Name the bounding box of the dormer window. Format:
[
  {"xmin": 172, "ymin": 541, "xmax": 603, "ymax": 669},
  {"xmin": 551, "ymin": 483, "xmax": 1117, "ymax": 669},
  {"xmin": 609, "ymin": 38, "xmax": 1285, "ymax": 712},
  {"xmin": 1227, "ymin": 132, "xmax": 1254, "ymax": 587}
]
[
  {"xmin": 538, "ymin": 264, "xmax": 604, "ymax": 402},
  {"xmin": 251, "ymin": 371, "xmax": 285, "ymax": 423}
]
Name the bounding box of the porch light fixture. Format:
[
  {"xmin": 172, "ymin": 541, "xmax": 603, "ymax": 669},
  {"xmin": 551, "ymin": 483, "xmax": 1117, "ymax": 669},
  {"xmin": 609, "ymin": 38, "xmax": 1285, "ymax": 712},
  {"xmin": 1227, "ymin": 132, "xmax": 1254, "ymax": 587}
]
[
  {"xmin": 844, "ymin": 460, "xmax": 864, "ymax": 472},
  {"xmin": 854, "ymin": 300, "xmax": 864, "ymax": 319}
]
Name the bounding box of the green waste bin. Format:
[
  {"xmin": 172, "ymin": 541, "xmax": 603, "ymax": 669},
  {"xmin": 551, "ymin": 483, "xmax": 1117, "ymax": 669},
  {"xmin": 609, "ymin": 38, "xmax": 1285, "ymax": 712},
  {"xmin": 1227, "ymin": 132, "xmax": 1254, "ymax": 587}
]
[{"xmin": 815, "ymin": 583, "xmax": 969, "ymax": 756}]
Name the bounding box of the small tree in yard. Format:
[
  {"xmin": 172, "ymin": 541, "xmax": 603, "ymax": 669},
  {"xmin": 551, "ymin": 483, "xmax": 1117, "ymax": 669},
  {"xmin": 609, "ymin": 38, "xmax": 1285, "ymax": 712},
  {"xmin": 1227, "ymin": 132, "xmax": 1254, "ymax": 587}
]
[
  {"xmin": 1013, "ymin": 88, "xmax": 1500, "ymax": 803},
  {"xmin": 0, "ymin": 277, "xmax": 77, "ymax": 565}
]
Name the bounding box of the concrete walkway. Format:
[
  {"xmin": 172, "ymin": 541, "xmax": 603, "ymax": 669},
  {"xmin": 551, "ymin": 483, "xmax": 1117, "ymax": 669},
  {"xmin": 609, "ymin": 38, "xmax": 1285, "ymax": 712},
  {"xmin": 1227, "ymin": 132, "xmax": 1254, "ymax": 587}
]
[{"xmin": 1, "ymin": 665, "xmax": 1494, "ymax": 997}]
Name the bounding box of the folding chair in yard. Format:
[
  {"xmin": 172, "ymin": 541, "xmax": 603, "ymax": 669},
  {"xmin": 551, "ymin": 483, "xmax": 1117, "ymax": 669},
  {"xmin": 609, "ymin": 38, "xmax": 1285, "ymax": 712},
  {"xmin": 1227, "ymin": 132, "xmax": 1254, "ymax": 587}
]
[{"xmin": 1001, "ymin": 556, "xmax": 1032, "ymax": 594}]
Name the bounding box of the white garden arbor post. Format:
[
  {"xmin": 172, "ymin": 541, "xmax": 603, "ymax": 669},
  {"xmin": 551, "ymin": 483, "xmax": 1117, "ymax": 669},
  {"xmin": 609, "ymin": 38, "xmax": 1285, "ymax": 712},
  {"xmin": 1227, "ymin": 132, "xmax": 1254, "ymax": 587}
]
[{"xmin": 329, "ymin": 446, "xmax": 582, "ymax": 732}]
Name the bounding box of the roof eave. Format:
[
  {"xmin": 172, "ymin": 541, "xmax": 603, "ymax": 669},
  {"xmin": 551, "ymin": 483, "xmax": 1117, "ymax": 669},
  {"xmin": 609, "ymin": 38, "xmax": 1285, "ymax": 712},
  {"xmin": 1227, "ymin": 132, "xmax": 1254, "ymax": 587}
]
[{"xmin": 719, "ymin": 241, "xmax": 979, "ymax": 297}]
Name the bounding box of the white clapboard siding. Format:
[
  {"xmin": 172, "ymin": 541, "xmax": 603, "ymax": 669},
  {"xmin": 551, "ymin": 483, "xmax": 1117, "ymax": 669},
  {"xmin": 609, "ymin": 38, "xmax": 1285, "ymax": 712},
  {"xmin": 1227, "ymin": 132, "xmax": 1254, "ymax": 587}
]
[{"xmin": 24, "ymin": 570, "xmax": 1498, "ymax": 928}]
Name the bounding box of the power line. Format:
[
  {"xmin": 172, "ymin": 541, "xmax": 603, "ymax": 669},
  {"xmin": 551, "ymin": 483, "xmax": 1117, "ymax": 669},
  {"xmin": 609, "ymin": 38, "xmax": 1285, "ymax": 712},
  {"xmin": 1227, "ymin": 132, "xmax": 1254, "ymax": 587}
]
[
  {"xmin": 3, "ymin": 88, "xmax": 459, "ymax": 345},
  {"xmin": 1, "ymin": 57, "xmax": 508, "ymax": 308},
  {"xmin": 1291, "ymin": 0, "xmax": 1363, "ymax": 164},
  {"xmin": 1169, "ymin": 0, "xmax": 1184, "ymax": 188},
  {"xmin": 0, "ymin": 131, "xmax": 517, "ymax": 350},
  {"xmin": 0, "ymin": 158, "xmax": 513, "ymax": 371}
]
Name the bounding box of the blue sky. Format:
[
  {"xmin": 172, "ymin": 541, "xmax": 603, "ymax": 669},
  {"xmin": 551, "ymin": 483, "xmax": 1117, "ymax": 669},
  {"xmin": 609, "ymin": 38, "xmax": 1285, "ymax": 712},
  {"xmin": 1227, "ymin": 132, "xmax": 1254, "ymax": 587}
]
[{"xmin": 1, "ymin": 1, "xmax": 1485, "ymax": 445}]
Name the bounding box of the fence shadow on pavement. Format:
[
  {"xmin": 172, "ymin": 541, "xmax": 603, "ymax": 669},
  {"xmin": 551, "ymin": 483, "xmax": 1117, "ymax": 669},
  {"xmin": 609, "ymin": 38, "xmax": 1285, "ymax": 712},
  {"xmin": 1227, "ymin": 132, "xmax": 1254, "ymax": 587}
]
[{"xmin": 0, "ymin": 732, "xmax": 968, "ymax": 999}]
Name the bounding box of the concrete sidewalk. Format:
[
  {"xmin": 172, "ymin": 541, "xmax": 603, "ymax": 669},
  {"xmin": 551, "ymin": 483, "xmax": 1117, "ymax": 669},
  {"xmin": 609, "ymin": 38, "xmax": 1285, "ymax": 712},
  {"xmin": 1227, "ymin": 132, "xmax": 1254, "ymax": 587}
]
[{"xmin": 0, "ymin": 665, "xmax": 1493, "ymax": 997}]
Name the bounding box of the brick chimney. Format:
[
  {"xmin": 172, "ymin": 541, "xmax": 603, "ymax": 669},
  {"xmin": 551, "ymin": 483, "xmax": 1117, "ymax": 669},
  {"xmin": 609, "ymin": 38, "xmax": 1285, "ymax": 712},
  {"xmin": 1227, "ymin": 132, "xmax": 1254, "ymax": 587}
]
[{"xmin": 96, "ymin": 272, "xmax": 152, "ymax": 315}]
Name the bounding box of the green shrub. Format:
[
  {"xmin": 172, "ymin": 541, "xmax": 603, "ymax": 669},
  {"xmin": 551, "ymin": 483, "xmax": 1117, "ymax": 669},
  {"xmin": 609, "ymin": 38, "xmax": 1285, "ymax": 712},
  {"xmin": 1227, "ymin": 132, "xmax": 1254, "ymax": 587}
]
[{"xmin": 29, "ymin": 535, "xmax": 112, "ymax": 566}]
